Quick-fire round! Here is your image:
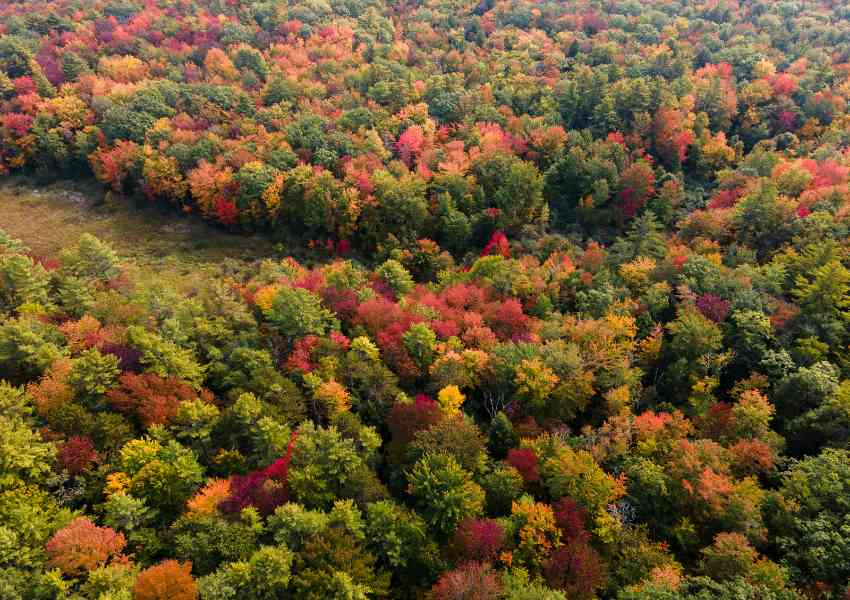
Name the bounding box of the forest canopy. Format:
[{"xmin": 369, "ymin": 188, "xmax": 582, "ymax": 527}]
[{"xmin": 4, "ymin": 0, "xmax": 850, "ymax": 598}]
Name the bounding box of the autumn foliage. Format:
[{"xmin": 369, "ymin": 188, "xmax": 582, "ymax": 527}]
[
  {"xmin": 133, "ymin": 560, "xmax": 198, "ymax": 600},
  {"xmin": 45, "ymin": 518, "xmax": 126, "ymax": 576},
  {"xmin": 5, "ymin": 0, "xmax": 850, "ymax": 597},
  {"xmin": 56, "ymin": 436, "xmax": 98, "ymax": 475},
  {"xmin": 107, "ymin": 372, "xmax": 200, "ymax": 428},
  {"xmin": 431, "ymin": 562, "xmax": 502, "ymax": 600}
]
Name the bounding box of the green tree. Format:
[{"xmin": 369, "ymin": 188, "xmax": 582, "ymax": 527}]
[
  {"xmin": 541, "ymin": 444, "xmax": 625, "ymax": 521},
  {"xmin": 792, "ymin": 260, "xmax": 850, "ymax": 349},
  {"xmin": 233, "ymin": 161, "xmax": 279, "ymax": 226},
  {"xmin": 406, "ymin": 452, "xmax": 485, "ymax": 539},
  {"xmin": 607, "ymin": 211, "xmax": 668, "ymax": 265},
  {"xmin": 232, "ymin": 46, "xmax": 269, "ymax": 81},
  {"xmin": 288, "ymin": 422, "xmax": 380, "ymax": 509},
  {"xmin": 786, "ymin": 379, "xmax": 850, "ymax": 454},
  {"xmin": 406, "ymin": 416, "xmax": 488, "ymax": 475},
  {"xmin": 68, "ymin": 348, "xmax": 120, "ymax": 402},
  {"xmin": 661, "ymin": 309, "xmax": 726, "ymax": 406},
  {"xmin": 264, "ymin": 287, "xmax": 339, "ymax": 343},
  {"xmin": 291, "ymin": 527, "xmax": 389, "ymax": 600},
  {"xmin": 341, "ymin": 337, "xmax": 402, "ymax": 428},
  {"xmin": 487, "ymin": 412, "xmax": 518, "ymax": 459},
  {"xmin": 0, "ymin": 254, "xmax": 50, "ymax": 314},
  {"xmin": 196, "ymin": 544, "xmax": 291, "ymax": 600},
  {"xmin": 376, "ymin": 259, "xmax": 415, "ymax": 297},
  {"xmin": 101, "ymin": 105, "xmax": 156, "ymax": 144},
  {"xmin": 734, "ymin": 184, "xmax": 791, "ymax": 256},
  {"xmin": 0, "ymin": 317, "xmax": 66, "ymax": 383},
  {"xmin": 53, "ymin": 275, "xmax": 93, "ymax": 318},
  {"xmin": 481, "ymin": 464, "xmax": 525, "ymax": 516},
  {"xmin": 364, "ymin": 499, "xmax": 441, "ymax": 586},
  {"xmin": 172, "ymin": 509, "xmax": 261, "ymax": 575},
  {"xmin": 771, "ymin": 448, "xmax": 850, "ymax": 588},
  {"xmin": 474, "ymin": 153, "xmax": 546, "ymax": 231},
  {"xmin": 269, "ymin": 502, "xmax": 330, "ymax": 552},
  {"xmin": 207, "ymin": 346, "xmax": 305, "ymax": 421},
  {"xmin": 360, "ymin": 170, "xmax": 428, "ymax": 248},
  {"xmin": 774, "ymin": 361, "xmax": 840, "ymax": 434},
  {"xmin": 402, "ymin": 323, "xmax": 437, "ymax": 372},
  {"xmin": 0, "ymin": 382, "xmax": 56, "ymax": 490},
  {"xmin": 617, "ymin": 577, "xmax": 797, "ymax": 600},
  {"xmin": 120, "ymin": 438, "xmax": 205, "ymax": 519},
  {"xmin": 125, "ymin": 326, "xmax": 205, "ymax": 387}
]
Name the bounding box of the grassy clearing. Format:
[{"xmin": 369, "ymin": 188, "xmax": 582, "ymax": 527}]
[{"xmin": 0, "ymin": 178, "xmax": 276, "ymax": 272}]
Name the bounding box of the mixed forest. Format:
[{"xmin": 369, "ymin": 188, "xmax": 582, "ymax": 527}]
[{"xmin": 4, "ymin": 0, "xmax": 850, "ymax": 598}]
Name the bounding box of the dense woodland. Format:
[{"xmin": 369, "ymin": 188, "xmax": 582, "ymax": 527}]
[{"xmin": 4, "ymin": 0, "xmax": 850, "ymax": 598}]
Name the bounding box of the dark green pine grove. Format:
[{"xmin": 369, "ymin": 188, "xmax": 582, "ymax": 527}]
[{"xmin": 3, "ymin": 0, "xmax": 850, "ymax": 598}]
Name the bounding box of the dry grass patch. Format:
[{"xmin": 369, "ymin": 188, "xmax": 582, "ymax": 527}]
[{"xmin": 0, "ymin": 178, "xmax": 275, "ymax": 271}]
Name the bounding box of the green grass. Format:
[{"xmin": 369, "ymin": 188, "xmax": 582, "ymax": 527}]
[{"xmin": 0, "ymin": 178, "xmax": 276, "ymax": 272}]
